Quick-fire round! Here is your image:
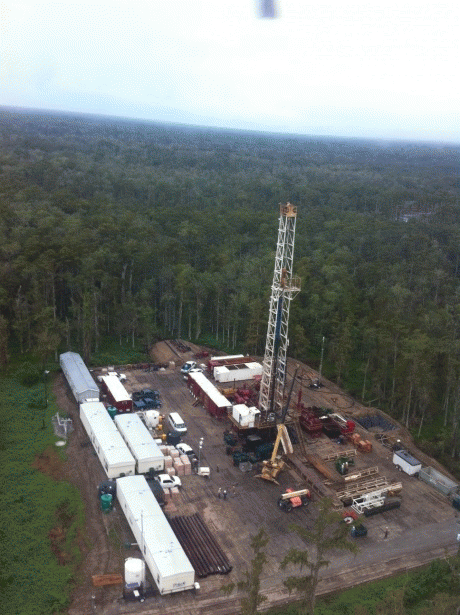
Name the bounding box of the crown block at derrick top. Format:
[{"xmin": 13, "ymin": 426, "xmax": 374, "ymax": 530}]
[{"xmin": 280, "ymin": 202, "xmax": 297, "ymax": 217}]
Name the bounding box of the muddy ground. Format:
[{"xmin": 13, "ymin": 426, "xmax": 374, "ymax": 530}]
[{"xmin": 50, "ymin": 342, "xmax": 460, "ymax": 615}]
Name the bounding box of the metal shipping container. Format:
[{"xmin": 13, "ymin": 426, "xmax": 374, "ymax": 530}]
[
  {"xmin": 80, "ymin": 402, "xmax": 135, "ymax": 479},
  {"xmin": 114, "ymin": 413, "xmax": 164, "ymax": 474},
  {"xmin": 419, "ymin": 466, "xmax": 458, "ymax": 496},
  {"xmin": 60, "ymin": 351, "xmax": 99, "ymax": 404},
  {"xmin": 116, "ymin": 475, "xmax": 195, "ymax": 595}
]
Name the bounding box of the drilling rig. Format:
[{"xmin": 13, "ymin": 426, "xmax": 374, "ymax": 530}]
[{"xmin": 259, "ymin": 203, "xmax": 300, "ymax": 420}]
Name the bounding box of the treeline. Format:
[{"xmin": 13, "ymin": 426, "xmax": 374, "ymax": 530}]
[{"xmin": 1, "ymin": 107, "xmax": 460, "ymax": 467}]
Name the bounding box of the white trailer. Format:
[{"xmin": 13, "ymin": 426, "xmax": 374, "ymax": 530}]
[
  {"xmin": 60, "ymin": 352, "xmax": 99, "ymax": 404},
  {"xmin": 116, "ymin": 475, "xmax": 195, "ymax": 595},
  {"xmin": 214, "ymin": 361, "xmax": 263, "ymax": 383},
  {"xmin": 393, "ymin": 449, "xmax": 422, "ymax": 476},
  {"xmin": 80, "ymin": 402, "xmax": 135, "ymax": 479},
  {"xmin": 114, "ymin": 413, "xmax": 165, "ymax": 474}
]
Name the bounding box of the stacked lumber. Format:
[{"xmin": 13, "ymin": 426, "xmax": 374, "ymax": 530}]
[{"xmin": 92, "ymin": 574, "xmax": 123, "ymax": 587}]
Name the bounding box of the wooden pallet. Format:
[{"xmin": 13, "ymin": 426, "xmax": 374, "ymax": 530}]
[{"xmin": 92, "ymin": 574, "xmax": 123, "ymax": 587}]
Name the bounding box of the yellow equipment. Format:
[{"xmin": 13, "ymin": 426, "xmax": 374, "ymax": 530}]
[{"xmin": 256, "ymin": 423, "xmax": 293, "ymax": 484}]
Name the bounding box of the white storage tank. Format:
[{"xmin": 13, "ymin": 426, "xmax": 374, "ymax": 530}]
[
  {"xmin": 144, "ymin": 410, "xmax": 160, "ymax": 429},
  {"xmin": 125, "ymin": 558, "xmax": 146, "ymax": 587}
]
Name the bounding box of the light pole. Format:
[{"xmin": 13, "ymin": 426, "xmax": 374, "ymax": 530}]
[
  {"xmin": 198, "ymin": 438, "xmax": 203, "ymax": 470},
  {"xmin": 319, "ymin": 336, "xmax": 325, "ymax": 380},
  {"xmin": 42, "ymin": 370, "xmax": 50, "ymax": 430}
]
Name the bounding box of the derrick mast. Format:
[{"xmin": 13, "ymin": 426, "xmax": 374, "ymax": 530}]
[{"xmin": 259, "ymin": 203, "xmax": 300, "ymax": 419}]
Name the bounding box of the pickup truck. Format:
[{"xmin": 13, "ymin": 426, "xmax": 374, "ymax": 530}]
[
  {"xmin": 180, "ymin": 361, "xmax": 197, "ymax": 374},
  {"xmin": 155, "ymin": 473, "xmax": 182, "ymax": 489},
  {"xmin": 176, "ymin": 442, "xmax": 197, "ymax": 462}
]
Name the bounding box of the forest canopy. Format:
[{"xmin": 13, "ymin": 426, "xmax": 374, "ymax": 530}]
[{"xmin": 1, "ymin": 106, "xmax": 460, "ymax": 468}]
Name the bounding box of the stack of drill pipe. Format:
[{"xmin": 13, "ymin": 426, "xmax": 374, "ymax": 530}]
[
  {"xmin": 170, "ymin": 516, "xmax": 209, "ymax": 577},
  {"xmin": 191, "ymin": 513, "xmax": 232, "ymax": 574},
  {"xmin": 169, "ymin": 513, "xmax": 232, "ymax": 577},
  {"xmin": 174, "ymin": 458, "xmax": 185, "ymax": 476},
  {"xmin": 164, "ymin": 455, "xmax": 173, "ymax": 469},
  {"xmin": 180, "ymin": 455, "xmax": 192, "ymax": 475}
]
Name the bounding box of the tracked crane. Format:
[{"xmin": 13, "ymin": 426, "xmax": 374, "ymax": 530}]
[{"xmin": 259, "ymin": 203, "xmax": 300, "ymax": 420}]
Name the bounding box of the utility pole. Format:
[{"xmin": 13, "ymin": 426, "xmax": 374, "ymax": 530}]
[
  {"xmin": 319, "ymin": 336, "xmax": 325, "ymax": 379},
  {"xmin": 42, "ymin": 370, "xmax": 50, "ymax": 430}
]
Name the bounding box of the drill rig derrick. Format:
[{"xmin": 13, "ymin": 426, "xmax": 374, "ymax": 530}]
[{"xmin": 259, "ymin": 203, "xmax": 300, "ymax": 421}]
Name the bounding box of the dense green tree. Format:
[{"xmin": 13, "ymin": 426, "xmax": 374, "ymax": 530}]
[
  {"xmin": 221, "ymin": 528, "xmax": 269, "ymax": 615},
  {"xmin": 280, "ymin": 498, "xmax": 358, "ymax": 615}
]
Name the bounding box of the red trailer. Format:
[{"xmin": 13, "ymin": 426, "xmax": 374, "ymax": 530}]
[
  {"xmin": 100, "ymin": 375, "xmax": 132, "ymax": 413},
  {"xmin": 187, "ymin": 372, "xmax": 232, "ymax": 419}
]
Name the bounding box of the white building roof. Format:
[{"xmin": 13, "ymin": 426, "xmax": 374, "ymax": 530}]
[
  {"xmin": 80, "ymin": 402, "xmax": 135, "ymax": 467},
  {"xmin": 60, "ymin": 351, "xmax": 99, "ymax": 399},
  {"xmin": 114, "ymin": 414, "xmax": 164, "ymax": 462},
  {"xmin": 116, "ymin": 476, "xmax": 194, "ymax": 578},
  {"xmin": 189, "ymin": 372, "xmax": 232, "ymax": 408},
  {"xmin": 101, "ymin": 375, "xmax": 131, "ymax": 402},
  {"xmin": 214, "ymin": 361, "xmax": 262, "ymax": 374}
]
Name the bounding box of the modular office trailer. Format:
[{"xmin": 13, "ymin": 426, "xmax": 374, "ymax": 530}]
[
  {"xmin": 80, "ymin": 402, "xmax": 136, "ymax": 478},
  {"xmin": 114, "ymin": 413, "xmax": 165, "ymax": 474},
  {"xmin": 187, "ymin": 371, "xmax": 232, "ymax": 419},
  {"xmin": 60, "ymin": 352, "xmax": 99, "ymax": 404},
  {"xmin": 214, "ymin": 361, "xmax": 263, "ymax": 383},
  {"xmin": 100, "ymin": 375, "xmax": 132, "ymax": 412},
  {"xmin": 116, "ymin": 475, "xmax": 195, "ymax": 595}
]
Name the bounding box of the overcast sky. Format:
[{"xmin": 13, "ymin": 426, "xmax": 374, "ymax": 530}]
[{"xmin": 1, "ymin": 0, "xmax": 459, "ymax": 143}]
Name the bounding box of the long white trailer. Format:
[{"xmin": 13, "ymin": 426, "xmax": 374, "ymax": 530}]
[
  {"xmin": 114, "ymin": 413, "xmax": 164, "ymax": 474},
  {"xmin": 214, "ymin": 361, "xmax": 263, "ymax": 383},
  {"xmin": 116, "ymin": 475, "xmax": 195, "ymax": 595},
  {"xmin": 60, "ymin": 352, "xmax": 99, "ymax": 404},
  {"xmin": 80, "ymin": 402, "xmax": 135, "ymax": 479}
]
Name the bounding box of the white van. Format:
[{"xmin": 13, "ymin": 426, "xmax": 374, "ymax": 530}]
[{"xmin": 168, "ymin": 412, "xmax": 187, "ymax": 435}]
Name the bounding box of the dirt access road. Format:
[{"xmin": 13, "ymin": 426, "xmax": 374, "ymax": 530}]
[{"xmin": 56, "ymin": 341, "xmax": 460, "ymax": 615}]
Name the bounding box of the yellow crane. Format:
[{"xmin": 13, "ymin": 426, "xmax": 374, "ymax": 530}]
[{"xmin": 256, "ymin": 366, "xmax": 298, "ymax": 484}]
